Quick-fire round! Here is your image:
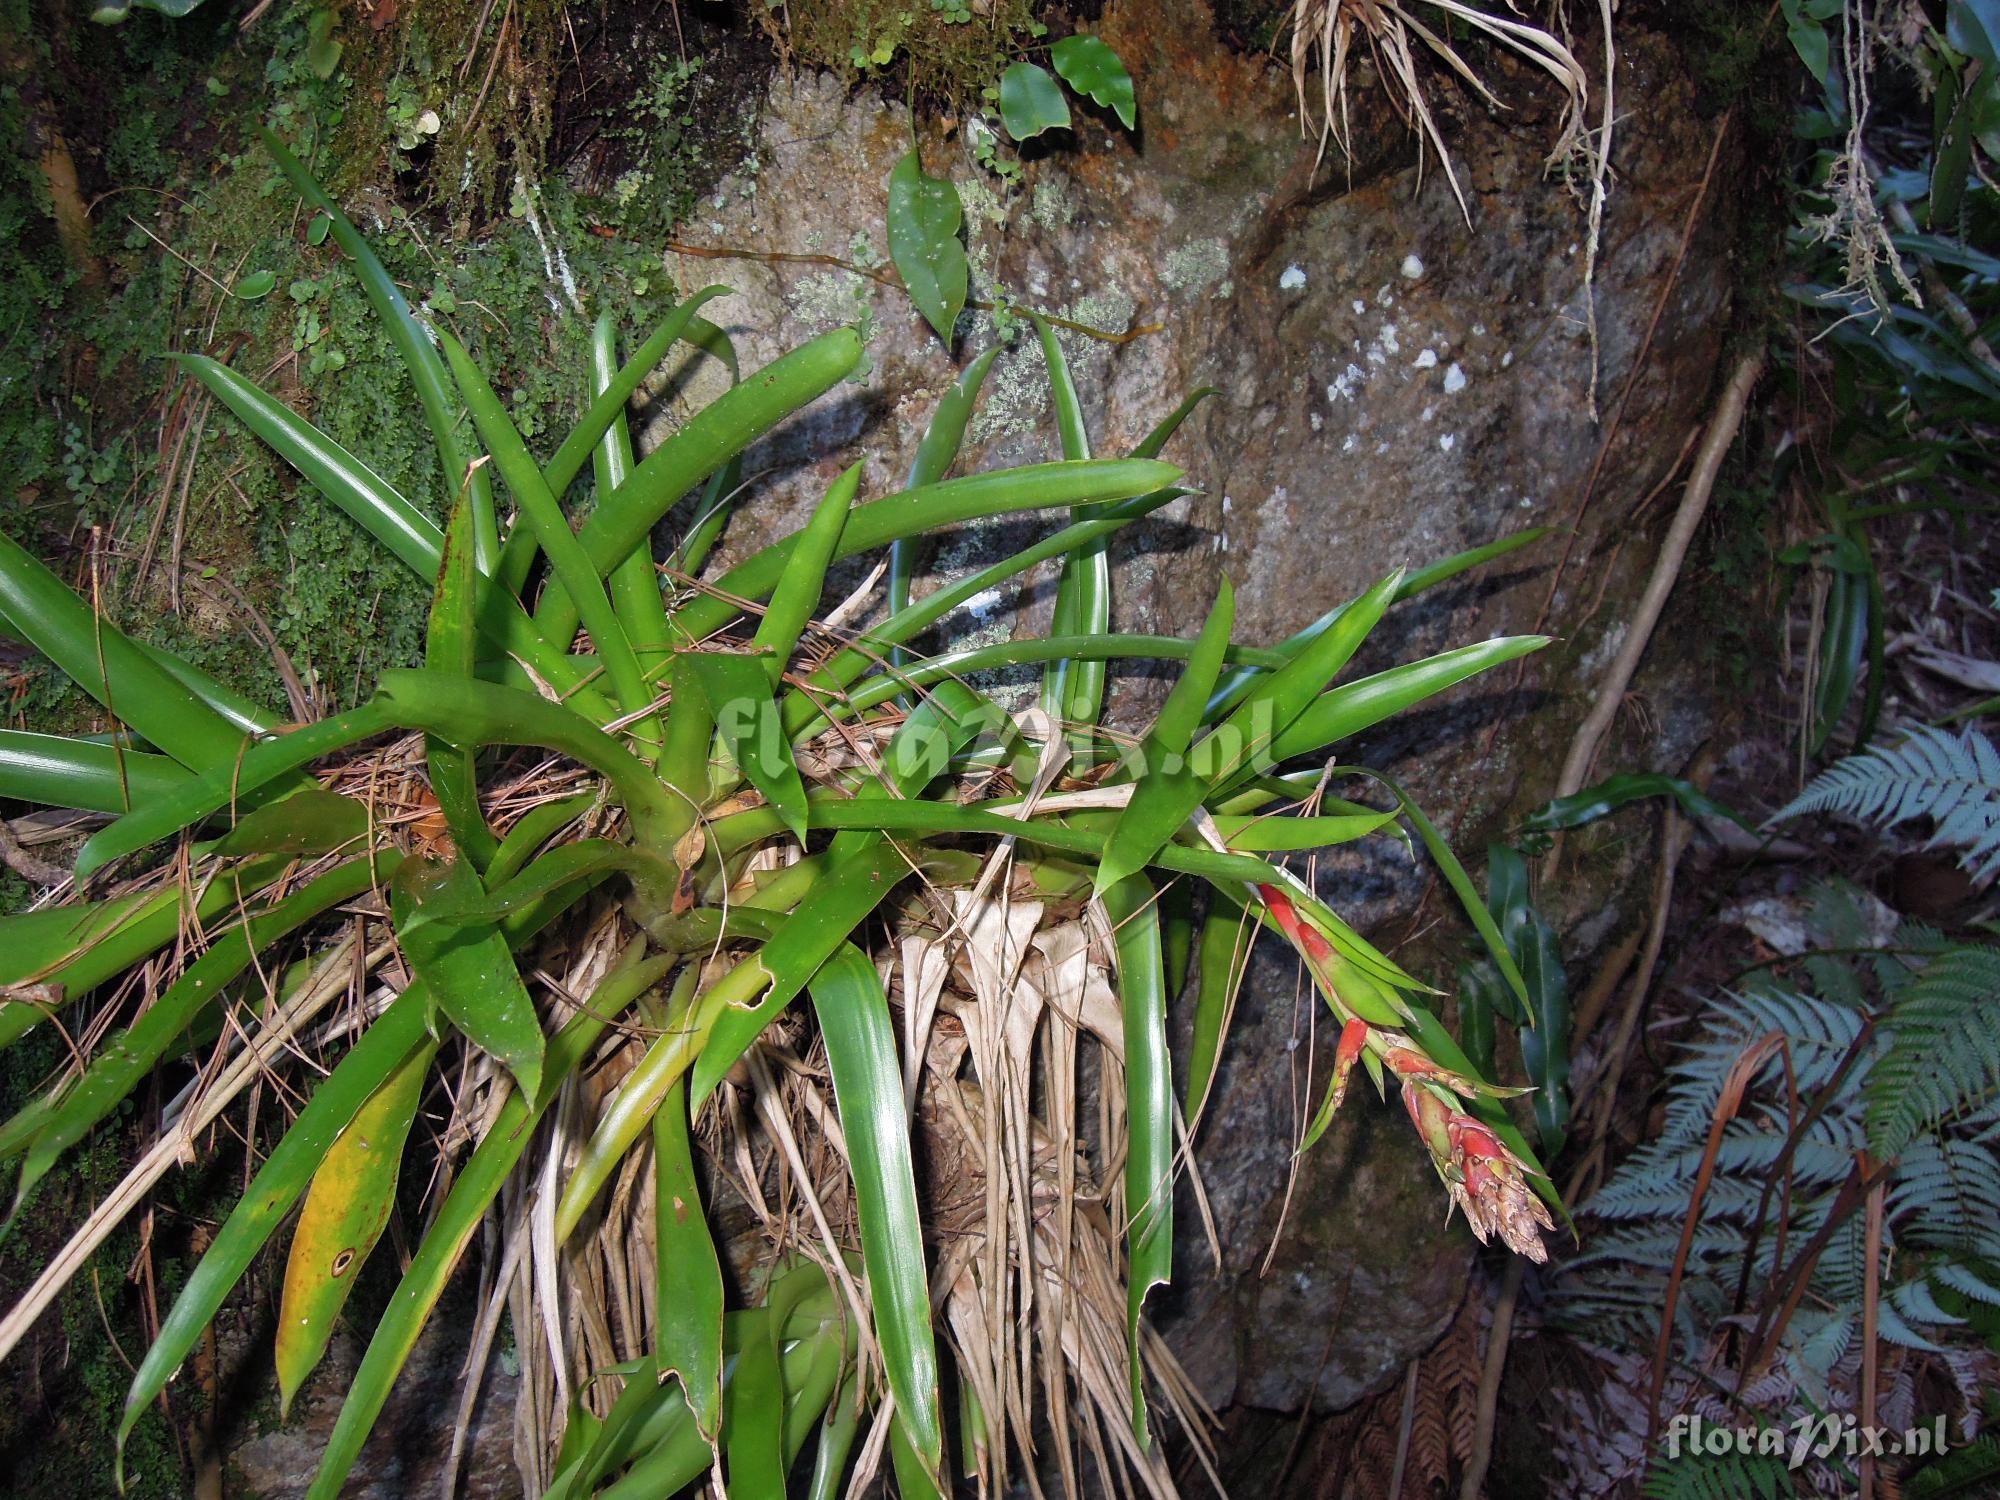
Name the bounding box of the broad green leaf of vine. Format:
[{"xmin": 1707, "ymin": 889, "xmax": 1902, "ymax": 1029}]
[
  {"xmin": 1050, "ymin": 35, "xmax": 1137, "ymax": 130},
  {"xmin": 999, "ymin": 62, "xmax": 1071, "ymax": 141},
  {"xmin": 887, "ymin": 149, "xmax": 968, "ymax": 346}
]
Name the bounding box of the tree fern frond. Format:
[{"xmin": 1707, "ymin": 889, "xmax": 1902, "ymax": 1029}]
[
  {"xmin": 1868, "ymin": 946, "xmax": 2000, "ymax": 1156},
  {"xmin": 1773, "ymin": 725, "xmax": 2000, "ymax": 881}
]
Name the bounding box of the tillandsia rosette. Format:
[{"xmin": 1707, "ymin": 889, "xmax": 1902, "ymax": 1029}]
[{"xmin": 0, "ymin": 131, "xmax": 1564, "ymax": 1498}]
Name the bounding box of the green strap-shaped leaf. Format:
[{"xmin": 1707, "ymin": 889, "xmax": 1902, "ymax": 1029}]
[
  {"xmin": 796, "ymin": 631, "xmax": 1284, "ymax": 741},
  {"xmin": 555, "ymin": 839, "xmax": 917, "ymax": 1242},
  {"xmin": 276, "ymin": 1035, "xmax": 438, "ymax": 1417},
  {"xmin": 654, "ymin": 1057, "xmax": 725, "ymax": 1441},
  {"xmin": 1187, "ymin": 899, "xmax": 1254, "ymax": 1116},
  {"xmin": 657, "ymin": 654, "xmax": 716, "ymax": 818},
  {"xmin": 999, "ymin": 61, "xmax": 1071, "ymax": 140},
  {"xmin": 720, "ymin": 1328, "xmax": 782, "ymax": 1499},
  {"xmin": 133, "ymin": 637, "xmax": 281, "ymax": 737},
  {"xmin": 1519, "ymin": 771, "xmax": 1753, "ymax": 835},
  {"xmin": 175, "ymin": 356, "xmax": 445, "ymax": 579},
  {"xmin": 75, "ymin": 702, "xmax": 394, "ymax": 879},
  {"xmin": 442, "ymin": 331, "xmax": 655, "ymax": 734},
  {"xmin": 538, "ymin": 328, "xmax": 865, "ymax": 645},
  {"xmin": 117, "ymin": 985, "xmax": 434, "ymax": 1485},
  {"xmin": 1205, "ymin": 526, "xmax": 1552, "ymax": 719},
  {"xmin": 1130, "ymin": 386, "xmax": 1217, "ymax": 460},
  {"xmin": 393, "ymin": 856, "xmax": 545, "ymax": 1100},
  {"xmin": 486, "ymin": 790, "xmax": 596, "ymax": 885},
  {"xmin": 1034, "ymin": 315, "xmax": 1109, "ymax": 733},
  {"xmin": 1200, "ymin": 570, "xmax": 1401, "ymax": 790},
  {"xmin": 1482, "ymin": 844, "xmax": 1571, "ymax": 1153},
  {"xmin": 260, "ymin": 127, "xmax": 500, "ymax": 567},
  {"xmin": 1099, "ymin": 874, "xmax": 1171, "ymax": 1447},
  {"xmin": 1258, "ymin": 635, "xmax": 1550, "ymax": 770},
  {"xmin": 782, "ymin": 491, "xmax": 1176, "ymax": 737},
  {"xmin": 706, "ymin": 795, "xmax": 1310, "ymax": 893},
  {"xmin": 0, "ymin": 529, "xmax": 247, "ymax": 773},
  {"xmin": 2, "ymin": 854, "xmax": 395, "ymax": 1207},
  {"xmin": 887, "ymin": 148, "xmax": 968, "ymax": 346},
  {"xmin": 203, "ymin": 787, "xmax": 368, "ymax": 858},
  {"xmin": 543, "ymin": 288, "xmax": 732, "ymax": 508},
  {"xmin": 810, "ymin": 945, "xmax": 943, "ymax": 1474},
  {"xmin": 669, "ymin": 458, "xmax": 1181, "ymax": 645},
  {"xmin": 686, "ymin": 650, "xmax": 811, "ymax": 842},
  {"xmin": 0, "ymin": 730, "xmax": 189, "ymax": 814},
  {"xmin": 593, "ymin": 314, "xmax": 675, "ymax": 684},
  {"xmin": 548, "ymin": 1293, "xmax": 851, "ymax": 1500},
  {"xmin": 691, "ymin": 836, "xmax": 916, "ymax": 1103},
  {"xmin": 752, "ymin": 463, "xmax": 858, "ymax": 687},
  {"xmin": 1096, "ymin": 575, "xmax": 1235, "ymax": 895},
  {"xmin": 425, "ymin": 489, "xmax": 499, "ymax": 868},
  {"xmin": 1050, "ymin": 34, "xmax": 1137, "ymax": 129},
  {"xmin": 889, "ymin": 348, "xmax": 1001, "ymax": 653},
  {"xmin": 1352, "ymin": 769, "xmax": 1535, "ymax": 1027},
  {"xmin": 414, "ymin": 838, "xmax": 652, "ymax": 927},
  {"xmin": 372, "ymin": 670, "xmax": 689, "ymax": 854},
  {"xmin": 827, "ymin": 679, "xmax": 991, "ymax": 861},
  {"xmin": 175, "ymin": 355, "xmax": 602, "ymax": 716},
  {"xmin": 806, "ymin": 1383, "xmax": 864, "ymax": 1500},
  {"xmin": 304, "ymin": 955, "xmax": 677, "ymax": 1500},
  {"xmin": 670, "ymin": 456, "xmax": 745, "ymax": 579}
]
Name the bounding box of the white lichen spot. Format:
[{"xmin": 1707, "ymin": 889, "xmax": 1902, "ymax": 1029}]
[
  {"xmin": 1400, "ymin": 253, "xmax": 1426, "ymax": 280},
  {"xmin": 1421, "ymin": 404, "xmax": 1435, "ymax": 423},
  {"xmin": 1342, "ymin": 433, "xmax": 1358, "ymax": 453},
  {"xmin": 1279, "ymin": 265, "xmax": 1307, "ymax": 290},
  {"xmin": 1501, "ymin": 351, "xmax": 1515, "ymax": 368},
  {"xmin": 1353, "ymin": 298, "xmax": 1368, "ymax": 315},
  {"xmin": 1379, "ymin": 324, "xmax": 1401, "ymax": 356},
  {"xmin": 1327, "ymin": 363, "xmax": 1364, "ymax": 401},
  {"xmin": 1472, "ymin": 322, "xmax": 1488, "ymax": 336},
  {"xmin": 1163, "ymin": 237, "xmax": 1231, "ymax": 296},
  {"xmin": 1413, "ymin": 348, "xmax": 1438, "ymax": 370},
  {"xmin": 1310, "ymin": 411, "xmax": 1323, "ymax": 431},
  {"xmin": 1443, "ymin": 362, "xmax": 1468, "ymax": 394},
  {"xmin": 1222, "ymin": 494, "xmax": 1233, "ymax": 515},
  {"xmin": 1440, "ymin": 433, "xmax": 1457, "ymax": 452}
]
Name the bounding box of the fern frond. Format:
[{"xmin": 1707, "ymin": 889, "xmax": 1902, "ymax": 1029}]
[
  {"xmin": 1868, "ymin": 946, "xmax": 2000, "ymax": 1155},
  {"xmin": 1773, "ymin": 725, "xmax": 2000, "ymax": 881},
  {"xmin": 1641, "ymin": 1445, "xmax": 1796, "ymax": 1500},
  {"xmin": 1906, "ymin": 1434, "xmax": 2000, "ymax": 1499}
]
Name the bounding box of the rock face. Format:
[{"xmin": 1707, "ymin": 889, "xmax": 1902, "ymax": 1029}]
[
  {"xmin": 650, "ymin": 5, "xmax": 1733, "ymax": 1416},
  {"xmin": 235, "ymin": 2, "xmax": 1740, "ymax": 1485}
]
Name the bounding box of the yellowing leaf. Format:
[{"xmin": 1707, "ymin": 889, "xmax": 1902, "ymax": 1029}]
[{"xmin": 274, "ymin": 1038, "xmax": 436, "ymax": 1418}]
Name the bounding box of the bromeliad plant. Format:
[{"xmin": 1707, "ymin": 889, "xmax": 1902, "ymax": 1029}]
[{"xmin": 0, "ymin": 132, "xmax": 1562, "ymax": 1497}]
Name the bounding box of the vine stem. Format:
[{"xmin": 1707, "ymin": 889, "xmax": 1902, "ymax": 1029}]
[{"xmin": 656, "ymin": 238, "xmax": 1163, "ymax": 345}]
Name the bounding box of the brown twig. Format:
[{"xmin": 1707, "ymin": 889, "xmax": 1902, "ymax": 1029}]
[
  {"xmin": 0, "ymin": 814, "xmax": 66, "ymax": 885},
  {"xmin": 1460, "ymin": 1258, "xmax": 1524, "ymax": 1500},
  {"xmin": 1547, "ymin": 352, "xmax": 1765, "ymax": 822}
]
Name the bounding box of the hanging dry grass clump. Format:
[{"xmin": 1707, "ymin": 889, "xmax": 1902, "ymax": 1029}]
[{"xmin": 1286, "ymin": 0, "xmax": 1617, "ymax": 408}]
